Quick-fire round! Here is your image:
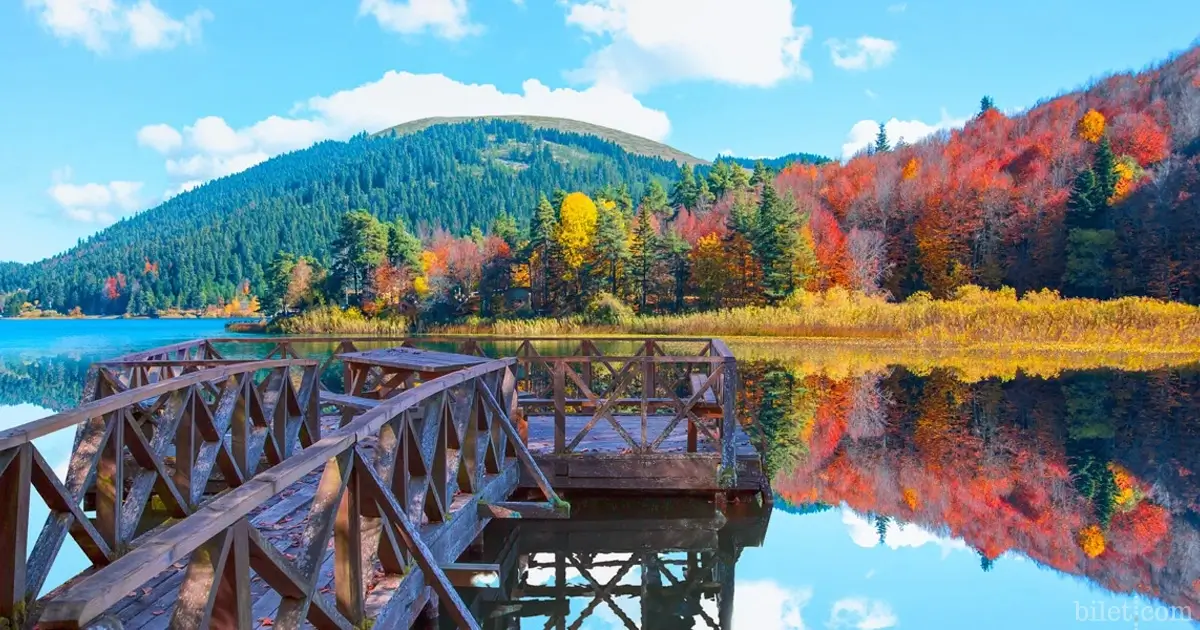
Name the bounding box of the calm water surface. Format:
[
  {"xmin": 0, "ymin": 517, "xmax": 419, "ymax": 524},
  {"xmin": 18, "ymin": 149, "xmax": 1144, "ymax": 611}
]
[{"xmin": 1, "ymin": 320, "xmax": 1197, "ymax": 628}]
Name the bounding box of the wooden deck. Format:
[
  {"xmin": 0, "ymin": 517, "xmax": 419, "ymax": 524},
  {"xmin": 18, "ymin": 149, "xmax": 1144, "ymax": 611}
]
[{"xmin": 0, "ymin": 336, "xmax": 769, "ymax": 629}]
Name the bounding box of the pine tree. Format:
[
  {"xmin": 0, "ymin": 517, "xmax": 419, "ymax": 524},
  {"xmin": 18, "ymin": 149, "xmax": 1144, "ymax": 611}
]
[
  {"xmin": 643, "ymin": 180, "xmax": 669, "ymax": 217},
  {"xmin": 979, "ymin": 95, "xmax": 995, "ymax": 116},
  {"xmin": 592, "ymin": 199, "xmax": 630, "ymax": 295},
  {"xmin": 629, "ymin": 208, "xmax": 661, "ymax": 312},
  {"xmin": 490, "ymin": 211, "xmax": 520, "ymax": 250},
  {"xmin": 874, "ymin": 123, "xmax": 890, "ymax": 153},
  {"xmin": 1093, "ymin": 136, "xmax": 1117, "ymax": 208},
  {"xmin": 752, "ymin": 182, "xmax": 801, "ymax": 303},
  {"xmin": 661, "ymin": 229, "xmax": 691, "ymax": 313},
  {"xmin": 670, "ymin": 164, "xmax": 699, "ymax": 211},
  {"xmin": 749, "ymin": 161, "xmax": 771, "ymax": 188},
  {"xmin": 387, "ymin": 218, "xmax": 423, "ymax": 271},
  {"xmin": 527, "ymin": 194, "xmax": 559, "ymax": 312},
  {"xmin": 1065, "ymin": 169, "xmax": 1100, "ymax": 230},
  {"xmin": 331, "ymin": 210, "xmax": 388, "ymax": 305}
]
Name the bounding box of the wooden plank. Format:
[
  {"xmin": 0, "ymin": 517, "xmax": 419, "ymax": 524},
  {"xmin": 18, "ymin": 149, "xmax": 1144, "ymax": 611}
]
[
  {"xmin": 338, "ymin": 348, "xmax": 489, "ymax": 373},
  {"xmin": 477, "ymin": 502, "xmax": 567, "ymax": 520},
  {"xmin": 439, "ymin": 563, "xmax": 500, "ymax": 589}
]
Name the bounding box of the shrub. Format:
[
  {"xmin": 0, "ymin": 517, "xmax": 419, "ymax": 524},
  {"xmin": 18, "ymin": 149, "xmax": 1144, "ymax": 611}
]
[{"xmin": 582, "ymin": 292, "xmax": 634, "ymax": 327}]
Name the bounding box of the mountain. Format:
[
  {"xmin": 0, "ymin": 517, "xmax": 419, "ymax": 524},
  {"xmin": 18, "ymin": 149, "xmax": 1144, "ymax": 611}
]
[
  {"xmin": 377, "ymin": 115, "xmax": 709, "ymax": 166},
  {"xmin": 1, "ymin": 118, "xmax": 686, "ymax": 315}
]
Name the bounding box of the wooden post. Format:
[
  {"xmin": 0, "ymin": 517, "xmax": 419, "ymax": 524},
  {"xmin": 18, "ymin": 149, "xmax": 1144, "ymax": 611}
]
[
  {"xmin": 552, "ymin": 361, "xmax": 566, "ymax": 454},
  {"xmin": 0, "ymin": 445, "xmax": 30, "ymax": 622},
  {"xmin": 719, "ymin": 358, "xmax": 739, "ymax": 489},
  {"xmin": 334, "ymin": 464, "xmax": 365, "ymax": 624}
]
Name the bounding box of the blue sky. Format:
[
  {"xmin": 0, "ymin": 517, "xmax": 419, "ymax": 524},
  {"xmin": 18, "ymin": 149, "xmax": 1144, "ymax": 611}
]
[{"xmin": 1, "ymin": 0, "xmax": 1198, "ymax": 264}]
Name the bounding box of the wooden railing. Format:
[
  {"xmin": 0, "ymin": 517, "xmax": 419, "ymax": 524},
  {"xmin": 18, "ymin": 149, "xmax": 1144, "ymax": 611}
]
[
  {"xmin": 0, "ymin": 359, "xmax": 320, "ymax": 628},
  {"xmin": 37, "ymin": 359, "xmax": 560, "ymax": 630},
  {"xmin": 102, "ymin": 336, "xmax": 743, "ymax": 487}
]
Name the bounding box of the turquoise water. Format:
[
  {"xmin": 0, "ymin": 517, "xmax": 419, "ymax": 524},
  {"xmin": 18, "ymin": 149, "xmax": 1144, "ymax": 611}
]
[{"xmin": 1, "ymin": 320, "xmax": 1198, "ymax": 628}]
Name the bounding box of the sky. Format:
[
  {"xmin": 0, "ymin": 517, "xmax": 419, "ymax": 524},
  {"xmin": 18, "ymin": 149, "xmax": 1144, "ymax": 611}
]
[{"xmin": 1, "ymin": 1, "xmax": 1198, "ymax": 264}]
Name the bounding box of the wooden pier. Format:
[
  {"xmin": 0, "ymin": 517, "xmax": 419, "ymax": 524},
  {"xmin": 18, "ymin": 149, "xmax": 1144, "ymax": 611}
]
[{"xmin": 0, "ymin": 336, "xmax": 768, "ymax": 629}]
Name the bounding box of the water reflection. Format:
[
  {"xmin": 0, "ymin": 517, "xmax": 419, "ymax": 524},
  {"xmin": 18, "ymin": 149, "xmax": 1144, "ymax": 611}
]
[
  {"xmin": 1, "ymin": 331, "xmax": 1199, "ymax": 626},
  {"xmin": 739, "ymin": 362, "xmax": 1200, "ymax": 622}
]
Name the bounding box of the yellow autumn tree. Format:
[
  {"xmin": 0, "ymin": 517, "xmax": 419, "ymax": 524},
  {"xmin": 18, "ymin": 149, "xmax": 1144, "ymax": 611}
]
[
  {"xmin": 554, "ymin": 192, "xmax": 598, "ymax": 275},
  {"xmin": 1077, "ymin": 109, "xmax": 1106, "ymax": 143},
  {"xmin": 1077, "ymin": 525, "xmax": 1106, "ymax": 558},
  {"xmin": 1109, "ymin": 156, "xmax": 1142, "ymax": 204},
  {"xmin": 901, "ymin": 157, "xmax": 921, "ymax": 181}
]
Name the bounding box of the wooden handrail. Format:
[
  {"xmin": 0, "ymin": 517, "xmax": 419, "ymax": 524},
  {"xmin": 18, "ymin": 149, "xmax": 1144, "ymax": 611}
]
[
  {"xmin": 38, "ymin": 358, "xmax": 552, "ymax": 630},
  {"xmin": 0, "ymin": 359, "xmax": 315, "ymax": 449}
]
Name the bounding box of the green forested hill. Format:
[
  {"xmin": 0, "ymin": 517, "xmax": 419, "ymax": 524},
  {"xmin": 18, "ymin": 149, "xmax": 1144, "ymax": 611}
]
[{"xmin": 2, "ymin": 118, "xmax": 685, "ymax": 315}]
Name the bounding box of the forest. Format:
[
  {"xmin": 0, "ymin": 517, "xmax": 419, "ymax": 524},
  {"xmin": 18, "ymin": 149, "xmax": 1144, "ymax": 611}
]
[
  {"xmin": 2, "ymin": 45, "xmax": 1199, "ymax": 320},
  {"xmin": 0, "ymin": 119, "xmax": 690, "ymax": 316},
  {"xmin": 257, "ymin": 45, "xmax": 1200, "ymax": 332}
]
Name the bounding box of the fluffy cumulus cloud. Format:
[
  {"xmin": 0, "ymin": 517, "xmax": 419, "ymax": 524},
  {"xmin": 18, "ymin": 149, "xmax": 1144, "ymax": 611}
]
[
  {"xmin": 563, "ymin": 0, "xmax": 813, "ymax": 92},
  {"xmin": 139, "ymin": 71, "xmax": 670, "ymax": 191},
  {"xmin": 840, "ymin": 110, "xmax": 968, "ymax": 159},
  {"xmin": 358, "ymin": 0, "xmax": 479, "ymax": 39},
  {"xmin": 48, "ymin": 167, "xmax": 144, "ymax": 223},
  {"xmin": 828, "ymin": 597, "xmax": 898, "ymax": 630},
  {"xmin": 842, "ymin": 508, "xmax": 969, "ymax": 556},
  {"xmin": 827, "ymin": 36, "xmax": 898, "ymax": 71},
  {"xmin": 24, "ymin": 0, "xmax": 211, "ymax": 53}
]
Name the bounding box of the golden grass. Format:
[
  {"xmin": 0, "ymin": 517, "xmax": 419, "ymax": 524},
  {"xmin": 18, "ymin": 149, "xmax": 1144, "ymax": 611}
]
[
  {"xmin": 269, "ymin": 306, "xmax": 409, "ymax": 335},
  {"xmin": 439, "ymin": 286, "xmax": 1200, "ymax": 355}
]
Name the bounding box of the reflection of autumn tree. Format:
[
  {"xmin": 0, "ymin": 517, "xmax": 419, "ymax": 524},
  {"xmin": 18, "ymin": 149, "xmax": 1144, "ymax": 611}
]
[
  {"xmin": 764, "ymin": 365, "xmax": 1200, "ymax": 612},
  {"xmin": 737, "ymin": 362, "xmax": 819, "ymax": 477},
  {"xmin": 0, "ymin": 355, "xmax": 91, "ymax": 411}
]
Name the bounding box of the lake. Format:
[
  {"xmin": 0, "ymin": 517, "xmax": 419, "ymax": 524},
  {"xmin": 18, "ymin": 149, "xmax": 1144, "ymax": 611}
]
[{"xmin": 1, "ymin": 319, "xmax": 1197, "ymax": 628}]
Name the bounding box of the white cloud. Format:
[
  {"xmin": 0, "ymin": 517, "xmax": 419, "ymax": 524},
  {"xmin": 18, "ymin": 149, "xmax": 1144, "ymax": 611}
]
[
  {"xmin": 842, "ymin": 508, "xmax": 968, "ymax": 556},
  {"xmin": 136, "ymin": 123, "xmax": 183, "ymax": 154},
  {"xmin": 864, "ymin": 88, "xmax": 878, "ymax": 99},
  {"xmin": 359, "ymin": 0, "xmax": 479, "ymax": 40},
  {"xmin": 48, "ymin": 168, "xmax": 144, "ymax": 223},
  {"xmin": 146, "ymin": 70, "xmax": 670, "ymax": 191},
  {"xmin": 887, "ymin": 3, "xmax": 907, "ymax": 13},
  {"xmin": 840, "ymin": 110, "xmax": 968, "ymax": 159},
  {"xmin": 563, "ymin": 0, "xmax": 813, "ymax": 92},
  {"xmin": 828, "ymin": 597, "xmax": 898, "ymax": 630},
  {"xmin": 24, "ymin": 0, "xmax": 211, "ymax": 53},
  {"xmin": 828, "ymin": 36, "xmax": 898, "ymax": 71}
]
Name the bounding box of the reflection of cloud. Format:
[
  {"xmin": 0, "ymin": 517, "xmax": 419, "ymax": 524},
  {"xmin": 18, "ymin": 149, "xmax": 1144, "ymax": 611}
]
[
  {"xmin": 733, "ymin": 580, "xmax": 811, "ymax": 629},
  {"xmin": 524, "ymin": 552, "xmax": 640, "ymax": 587},
  {"xmin": 842, "ymin": 508, "xmax": 968, "ymax": 557},
  {"xmin": 828, "ymin": 597, "xmax": 897, "ymax": 629}
]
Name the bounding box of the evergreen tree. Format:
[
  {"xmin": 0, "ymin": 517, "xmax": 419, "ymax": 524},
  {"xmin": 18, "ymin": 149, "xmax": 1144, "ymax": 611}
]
[
  {"xmin": 749, "ymin": 161, "xmax": 771, "ymax": 188},
  {"xmin": 643, "ymin": 180, "xmax": 670, "ymax": 217},
  {"xmin": 1093, "ymin": 136, "xmax": 1118, "ymax": 207},
  {"xmin": 661, "ymin": 229, "xmax": 691, "ymax": 312},
  {"xmin": 262, "ymin": 252, "xmax": 297, "ymax": 314},
  {"xmin": 629, "ymin": 208, "xmax": 661, "ymax": 312},
  {"xmin": 489, "ymin": 211, "xmax": 521, "ymax": 250},
  {"xmin": 1065, "ymin": 170, "xmax": 1101, "ymax": 230},
  {"xmin": 979, "ymin": 553, "xmax": 995, "ymax": 572},
  {"xmin": 592, "ymin": 200, "xmax": 630, "ymax": 295},
  {"xmin": 979, "ymin": 95, "xmax": 996, "ymax": 116},
  {"xmin": 670, "ymin": 164, "xmax": 699, "ymax": 211},
  {"xmin": 527, "ymin": 194, "xmax": 559, "ymax": 312},
  {"xmin": 387, "ymin": 218, "xmax": 423, "ymax": 270},
  {"xmin": 874, "ymin": 123, "xmax": 890, "ymax": 153},
  {"xmin": 752, "ymin": 182, "xmax": 801, "ymax": 303},
  {"xmin": 331, "ymin": 210, "xmax": 388, "ymax": 305}
]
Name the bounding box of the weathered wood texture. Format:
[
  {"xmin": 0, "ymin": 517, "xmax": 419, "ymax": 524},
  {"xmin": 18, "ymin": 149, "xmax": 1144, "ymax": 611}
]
[
  {"xmin": 36, "ymin": 358, "xmax": 555, "ymax": 630},
  {"xmin": 0, "ymin": 359, "xmax": 320, "ymax": 629}
]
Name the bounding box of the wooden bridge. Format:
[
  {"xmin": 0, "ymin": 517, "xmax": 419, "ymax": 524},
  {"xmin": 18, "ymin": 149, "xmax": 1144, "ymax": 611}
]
[{"xmin": 0, "ymin": 336, "xmax": 768, "ymax": 629}]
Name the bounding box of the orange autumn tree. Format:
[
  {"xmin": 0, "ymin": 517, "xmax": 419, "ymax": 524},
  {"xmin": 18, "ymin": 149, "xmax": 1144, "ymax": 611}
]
[{"xmin": 1077, "ymin": 109, "xmax": 1106, "ymax": 143}]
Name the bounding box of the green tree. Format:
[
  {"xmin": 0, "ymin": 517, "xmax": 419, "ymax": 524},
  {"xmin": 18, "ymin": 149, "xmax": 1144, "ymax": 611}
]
[
  {"xmin": 752, "ymin": 182, "xmax": 801, "ymax": 303},
  {"xmin": 592, "ymin": 199, "xmax": 630, "ymax": 295},
  {"xmin": 874, "ymin": 123, "xmax": 890, "ymax": 153},
  {"xmin": 527, "ymin": 194, "xmax": 559, "ymax": 312},
  {"xmin": 490, "ymin": 211, "xmax": 520, "ymax": 250},
  {"xmin": 387, "ymin": 218, "xmax": 423, "ymax": 271},
  {"xmin": 979, "ymin": 95, "xmax": 996, "ymax": 116},
  {"xmin": 661, "ymin": 229, "xmax": 691, "ymax": 312},
  {"xmin": 670, "ymin": 164, "xmax": 699, "ymax": 211},
  {"xmin": 262, "ymin": 252, "xmax": 297, "ymax": 314},
  {"xmin": 629, "ymin": 208, "xmax": 661, "ymax": 312},
  {"xmin": 331, "ymin": 210, "xmax": 388, "ymax": 305},
  {"xmin": 749, "ymin": 161, "xmax": 771, "ymax": 189},
  {"xmin": 643, "ymin": 180, "xmax": 670, "ymax": 217},
  {"xmin": 1093, "ymin": 136, "xmax": 1118, "ymax": 206}
]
